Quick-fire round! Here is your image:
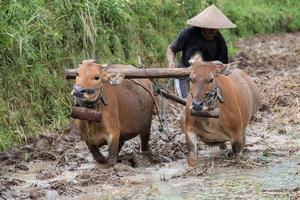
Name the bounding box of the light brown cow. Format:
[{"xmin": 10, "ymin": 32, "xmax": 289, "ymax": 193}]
[
  {"xmin": 184, "ymin": 56, "xmax": 260, "ymax": 166},
  {"xmin": 72, "ymin": 60, "xmax": 154, "ymax": 166}
]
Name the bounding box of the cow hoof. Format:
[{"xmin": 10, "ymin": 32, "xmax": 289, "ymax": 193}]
[
  {"xmin": 188, "ymin": 156, "xmax": 197, "ymax": 167},
  {"xmin": 141, "ymin": 149, "xmax": 152, "ymax": 156},
  {"xmin": 142, "ymin": 151, "xmax": 160, "ymax": 164},
  {"xmin": 219, "ymin": 142, "xmax": 227, "ymax": 150},
  {"xmin": 220, "ymin": 149, "xmax": 242, "ymax": 160},
  {"xmin": 142, "ymin": 150, "xmax": 154, "ymax": 159},
  {"xmin": 232, "ymin": 142, "xmax": 243, "ymax": 154},
  {"xmin": 220, "ymin": 149, "xmax": 233, "ymax": 159},
  {"xmin": 104, "ymin": 158, "xmax": 117, "ymax": 167},
  {"xmin": 232, "ymin": 152, "xmax": 242, "ymax": 159},
  {"xmin": 94, "ymin": 157, "xmax": 106, "ymax": 164}
]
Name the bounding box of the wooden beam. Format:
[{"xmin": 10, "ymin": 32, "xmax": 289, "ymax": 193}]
[
  {"xmin": 66, "ymin": 69, "xmax": 77, "ymax": 79},
  {"xmin": 190, "ymin": 108, "xmax": 220, "ymax": 118},
  {"xmin": 70, "ymin": 107, "xmax": 102, "ymax": 122},
  {"xmin": 157, "ymin": 88, "xmax": 186, "ymax": 105},
  {"xmin": 65, "ymin": 67, "xmax": 191, "ymax": 79},
  {"xmin": 70, "ymin": 104, "xmax": 218, "ymax": 122}
]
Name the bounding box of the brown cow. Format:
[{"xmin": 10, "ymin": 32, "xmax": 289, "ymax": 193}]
[
  {"xmin": 72, "ymin": 60, "xmax": 154, "ymax": 166},
  {"xmin": 184, "ymin": 55, "xmax": 260, "ymax": 166}
]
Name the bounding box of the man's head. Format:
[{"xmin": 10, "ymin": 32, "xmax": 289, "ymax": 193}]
[
  {"xmin": 201, "ymin": 28, "xmax": 219, "ymax": 40},
  {"xmin": 72, "ymin": 60, "xmax": 124, "ymax": 103},
  {"xmin": 187, "ymin": 4, "xmax": 236, "ymax": 29}
]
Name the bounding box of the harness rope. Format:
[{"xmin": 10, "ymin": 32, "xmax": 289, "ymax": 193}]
[
  {"xmin": 135, "ymin": 64, "xmax": 174, "ymax": 141},
  {"xmin": 203, "ymin": 79, "xmax": 224, "ymax": 110},
  {"xmin": 127, "ymin": 79, "xmax": 171, "ymax": 142},
  {"xmin": 75, "ymin": 86, "xmax": 105, "ymax": 109}
]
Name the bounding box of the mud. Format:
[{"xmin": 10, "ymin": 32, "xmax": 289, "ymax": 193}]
[{"xmin": 0, "ymin": 32, "xmax": 300, "ymax": 200}]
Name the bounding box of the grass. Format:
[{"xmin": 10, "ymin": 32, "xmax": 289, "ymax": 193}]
[{"xmin": 0, "ymin": 0, "xmax": 299, "ymax": 150}]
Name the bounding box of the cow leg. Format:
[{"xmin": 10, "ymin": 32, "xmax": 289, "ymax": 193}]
[
  {"xmin": 87, "ymin": 143, "xmax": 106, "ymax": 164},
  {"xmin": 186, "ymin": 131, "xmax": 198, "ymax": 166},
  {"xmin": 231, "ymin": 132, "xmax": 244, "ymax": 155},
  {"xmin": 106, "ymin": 130, "xmax": 120, "ymax": 166},
  {"xmin": 140, "ymin": 129, "xmax": 151, "ymax": 153},
  {"xmin": 243, "ymin": 129, "xmax": 246, "ymax": 146},
  {"xmin": 118, "ymin": 140, "xmax": 125, "ymax": 153}
]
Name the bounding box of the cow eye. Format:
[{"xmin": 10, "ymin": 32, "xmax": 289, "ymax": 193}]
[
  {"xmin": 209, "ymin": 78, "xmax": 214, "ymax": 83},
  {"xmin": 76, "ymin": 73, "xmax": 79, "ymax": 77},
  {"xmin": 94, "ymin": 76, "xmax": 100, "ymax": 80}
]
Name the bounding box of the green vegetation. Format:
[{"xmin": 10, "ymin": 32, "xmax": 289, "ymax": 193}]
[{"xmin": 0, "ymin": 0, "xmax": 299, "ymax": 150}]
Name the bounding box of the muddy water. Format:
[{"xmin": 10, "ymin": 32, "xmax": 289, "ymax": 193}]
[
  {"xmin": 7, "ymin": 140, "xmax": 300, "ymax": 199},
  {"xmin": 147, "ymin": 159, "xmax": 300, "ymax": 199},
  {"xmin": 1, "ymin": 32, "xmax": 300, "ymax": 200},
  {"xmin": 12, "ymin": 150, "xmax": 298, "ymax": 200},
  {"xmin": 253, "ymin": 158, "xmax": 300, "ymax": 190},
  {"xmin": 11, "ymin": 152, "xmax": 298, "ymax": 199},
  {"xmin": 73, "ymin": 156, "xmax": 300, "ymax": 200}
]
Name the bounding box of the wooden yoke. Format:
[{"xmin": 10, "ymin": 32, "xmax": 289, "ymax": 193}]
[
  {"xmin": 190, "ymin": 108, "xmax": 220, "ymax": 118},
  {"xmin": 67, "ymin": 66, "xmax": 219, "ymax": 119},
  {"xmin": 71, "ymin": 107, "xmax": 102, "ymax": 122},
  {"xmin": 65, "ymin": 67, "xmax": 191, "ymax": 79}
]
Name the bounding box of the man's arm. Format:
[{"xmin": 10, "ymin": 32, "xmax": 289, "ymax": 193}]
[
  {"xmin": 216, "ymin": 34, "xmax": 229, "ymax": 64},
  {"xmin": 167, "ymin": 45, "xmax": 176, "ymax": 68},
  {"xmin": 167, "ymin": 27, "xmax": 192, "ymax": 68}
]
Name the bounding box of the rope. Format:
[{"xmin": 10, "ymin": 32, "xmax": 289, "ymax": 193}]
[
  {"xmin": 133, "ymin": 63, "xmax": 172, "ymax": 141},
  {"xmin": 127, "ymin": 79, "xmax": 171, "ymax": 141},
  {"xmin": 161, "ymin": 79, "xmax": 172, "ymax": 137}
]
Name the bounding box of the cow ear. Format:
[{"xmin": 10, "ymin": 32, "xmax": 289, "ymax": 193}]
[
  {"xmin": 218, "ymin": 62, "xmax": 238, "ymax": 76},
  {"xmin": 103, "ymin": 72, "xmax": 125, "ymax": 85}
]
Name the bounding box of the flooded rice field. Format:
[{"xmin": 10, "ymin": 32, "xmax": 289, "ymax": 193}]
[{"xmin": 0, "ymin": 32, "xmax": 300, "ymax": 199}]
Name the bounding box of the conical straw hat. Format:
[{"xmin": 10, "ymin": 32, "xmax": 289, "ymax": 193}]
[{"xmin": 187, "ymin": 4, "xmax": 236, "ymax": 29}]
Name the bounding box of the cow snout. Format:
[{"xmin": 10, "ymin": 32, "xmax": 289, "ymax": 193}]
[
  {"xmin": 84, "ymin": 88, "xmax": 96, "ymax": 94},
  {"xmin": 72, "ymin": 85, "xmax": 96, "ymax": 98},
  {"xmin": 72, "ymin": 85, "xmax": 95, "ymax": 98},
  {"xmin": 72, "ymin": 86, "xmax": 85, "ymax": 98},
  {"xmin": 192, "ymin": 100, "xmax": 205, "ymax": 111}
]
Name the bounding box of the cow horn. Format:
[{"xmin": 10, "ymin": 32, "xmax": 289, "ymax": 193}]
[
  {"xmin": 211, "ymin": 61, "xmax": 223, "ymax": 65},
  {"xmin": 228, "ymin": 61, "xmax": 240, "ymax": 66},
  {"xmin": 101, "ymin": 63, "xmax": 109, "ymax": 68},
  {"xmin": 189, "ymin": 52, "xmax": 203, "ymax": 65},
  {"xmin": 82, "ymin": 59, "xmax": 97, "ymax": 64}
]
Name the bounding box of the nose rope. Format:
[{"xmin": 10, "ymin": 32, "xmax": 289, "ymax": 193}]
[{"xmin": 74, "ymin": 85, "xmax": 104, "ymax": 109}]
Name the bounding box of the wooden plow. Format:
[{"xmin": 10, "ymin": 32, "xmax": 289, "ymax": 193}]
[{"xmin": 66, "ymin": 66, "xmax": 219, "ymax": 121}]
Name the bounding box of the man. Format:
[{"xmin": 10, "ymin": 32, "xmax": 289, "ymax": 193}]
[{"xmin": 167, "ymin": 4, "xmax": 236, "ymax": 98}]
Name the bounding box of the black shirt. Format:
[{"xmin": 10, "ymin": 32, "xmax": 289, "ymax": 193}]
[{"xmin": 170, "ymin": 27, "xmax": 228, "ymax": 67}]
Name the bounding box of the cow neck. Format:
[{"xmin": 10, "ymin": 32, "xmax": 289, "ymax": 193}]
[{"xmin": 80, "ymin": 96, "xmax": 101, "ymax": 109}]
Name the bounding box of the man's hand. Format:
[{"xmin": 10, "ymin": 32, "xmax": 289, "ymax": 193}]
[{"xmin": 168, "ymin": 62, "xmax": 176, "ymax": 68}]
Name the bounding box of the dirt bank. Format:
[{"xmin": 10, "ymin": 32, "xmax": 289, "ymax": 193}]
[{"xmin": 0, "ymin": 32, "xmax": 299, "ymax": 200}]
